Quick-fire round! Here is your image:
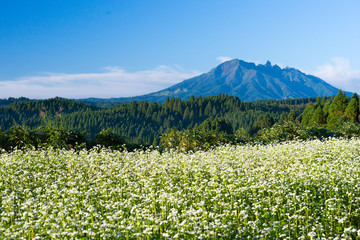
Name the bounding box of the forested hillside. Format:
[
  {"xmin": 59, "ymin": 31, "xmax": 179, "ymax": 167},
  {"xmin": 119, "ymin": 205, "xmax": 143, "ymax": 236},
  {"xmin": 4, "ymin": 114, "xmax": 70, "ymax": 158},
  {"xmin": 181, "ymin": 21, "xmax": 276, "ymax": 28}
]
[{"xmin": 0, "ymin": 94, "xmax": 317, "ymax": 144}]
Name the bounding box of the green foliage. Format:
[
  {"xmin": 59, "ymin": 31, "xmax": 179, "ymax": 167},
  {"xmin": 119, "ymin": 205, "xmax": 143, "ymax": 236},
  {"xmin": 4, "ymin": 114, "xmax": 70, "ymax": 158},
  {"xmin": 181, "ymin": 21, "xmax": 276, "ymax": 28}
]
[
  {"xmin": 300, "ymin": 90, "xmax": 360, "ymax": 137},
  {"xmin": 0, "ymin": 126, "xmax": 86, "ymax": 150},
  {"xmin": 44, "ymin": 128, "xmax": 69, "ymax": 149},
  {"xmin": 95, "ymin": 129, "xmax": 126, "ymax": 148},
  {"xmin": 278, "ymin": 110, "xmax": 297, "ymax": 125},
  {"xmin": 0, "ymin": 128, "xmax": 9, "ymax": 150},
  {"xmin": 287, "ymin": 109, "xmax": 297, "ymax": 122},
  {"xmin": 6, "ymin": 94, "xmax": 357, "ymax": 150},
  {"xmin": 301, "ymin": 97, "xmax": 329, "ymax": 127},
  {"xmin": 0, "ymin": 97, "xmax": 30, "ymax": 106},
  {"xmin": 311, "ymin": 106, "xmax": 326, "ymax": 126},
  {"xmin": 332, "ymin": 120, "xmax": 360, "ymax": 138},
  {"xmin": 0, "ymin": 94, "xmax": 315, "ymax": 145},
  {"xmin": 7, "ymin": 126, "xmax": 36, "ymax": 149},
  {"xmin": 160, "ymin": 128, "xmax": 235, "ymax": 152},
  {"xmin": 198, "ymin": 117, "xmax": 233, "ymax": 135},
  {"xmin": 50, "ymin": 128, "xmax": 86, "ymax": 149},
  {"xmin": 5, "ymin": 92, "xmax": 360, "ymax": 150},
  {"xmin": 301, "ymin": 102, "xmax": 315, "ymax": 126},
  {"xmin": 160, "ymin": 119, "xmax": 354, "ymax": 152},
  {"xmin": 344, "ymin": 93, "xmax": 359, "ymax": 122},
  {"xmin": 327, "ymin": 90, "xmax": 349, "ymax": 126},
  {"xmin": 235, "ymin": 127, "xmax": 249, "ymax": 140},
  {"xmin": 257, "ymin": 121, "xmax": 308, "ymax": 143},
  {"xmin": 252, "ymin": 113, "xmax": 275, "ymax": 133},
  {"xmin": 257, "ymin": 121, "xmax": 335, "ymax": 144}
]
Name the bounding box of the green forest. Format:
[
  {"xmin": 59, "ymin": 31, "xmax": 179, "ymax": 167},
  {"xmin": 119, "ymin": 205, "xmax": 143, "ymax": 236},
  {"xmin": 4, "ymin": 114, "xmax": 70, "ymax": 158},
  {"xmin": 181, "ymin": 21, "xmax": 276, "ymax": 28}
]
[{"xmin": 1, "ymin": 91, "xmax": 360, "ymax": 151}]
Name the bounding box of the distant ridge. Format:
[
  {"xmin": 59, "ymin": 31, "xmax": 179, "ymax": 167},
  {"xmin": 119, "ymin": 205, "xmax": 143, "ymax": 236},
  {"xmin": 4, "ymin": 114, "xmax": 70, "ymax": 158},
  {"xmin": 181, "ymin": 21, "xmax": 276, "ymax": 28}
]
[{"xmin": 82, "ymin": 59, "xmax": 343, "ymax": 104}]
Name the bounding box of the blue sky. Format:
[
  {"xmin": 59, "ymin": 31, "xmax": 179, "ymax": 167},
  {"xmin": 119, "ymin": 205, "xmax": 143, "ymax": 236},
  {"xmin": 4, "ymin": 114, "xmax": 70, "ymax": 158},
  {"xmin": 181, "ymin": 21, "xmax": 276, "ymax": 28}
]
[{"xmin": 1, "ymin": 0, "xmax": 359, "ymax": 98}]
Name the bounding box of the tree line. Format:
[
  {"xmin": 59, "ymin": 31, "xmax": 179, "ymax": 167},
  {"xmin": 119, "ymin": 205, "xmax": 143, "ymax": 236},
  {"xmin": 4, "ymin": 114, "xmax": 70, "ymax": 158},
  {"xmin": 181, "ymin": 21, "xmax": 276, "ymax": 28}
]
[
  {"xmin": 0, "ymin": 94, "xmax": 316, "ymax": 147},
  {"xmin": 161, "ymin": 90, "xmax": 360, "ymax": 152},
  {"xmin": 4, "ymin": 92, "xmax": 358, "ymax": 152}
]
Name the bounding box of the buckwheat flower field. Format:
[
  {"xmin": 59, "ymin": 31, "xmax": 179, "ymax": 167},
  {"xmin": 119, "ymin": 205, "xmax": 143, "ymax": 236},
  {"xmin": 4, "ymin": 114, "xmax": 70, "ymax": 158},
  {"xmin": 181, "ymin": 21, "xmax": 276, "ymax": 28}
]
[{"xmin": 1, "ymin": 139, "xmax": 360, "ymax": 239}]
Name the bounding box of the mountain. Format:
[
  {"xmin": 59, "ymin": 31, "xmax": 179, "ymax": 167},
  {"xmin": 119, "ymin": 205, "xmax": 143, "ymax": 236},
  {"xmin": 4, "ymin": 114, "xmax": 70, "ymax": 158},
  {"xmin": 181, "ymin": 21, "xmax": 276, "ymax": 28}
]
[{"xmin": 82, "ymin": 59, "xmax": 342, "ymax": 104}]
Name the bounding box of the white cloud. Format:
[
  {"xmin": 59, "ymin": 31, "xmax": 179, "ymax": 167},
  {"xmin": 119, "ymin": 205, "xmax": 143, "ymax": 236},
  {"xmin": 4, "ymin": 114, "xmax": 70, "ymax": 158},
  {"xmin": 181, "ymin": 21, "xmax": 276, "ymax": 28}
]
[
  {"xmin": 0, "ymin": 66, "xmax": 201, "ymax": 99},
  {"xmin": 312, "ymin": 57, "xmax": 360, "ymax": 93},
  {"xmin": 216, "ymin": 56, "xmax": 233, "ymax": 63}
]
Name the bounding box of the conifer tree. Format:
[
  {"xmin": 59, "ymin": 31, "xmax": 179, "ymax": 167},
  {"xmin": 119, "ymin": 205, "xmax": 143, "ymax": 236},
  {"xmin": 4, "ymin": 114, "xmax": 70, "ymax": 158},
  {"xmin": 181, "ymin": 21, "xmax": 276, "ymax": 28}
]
[
  {"xmin": 183, "ymin": 107, "xmax": 190, "ymax": 120},
  {"xmin": 327, "ymin": 90, "xmax": 349, "ymax": 126},
  {"xmin": 287, "ymin": 110, "xmax": 297, "ymax": 122},
  {"xmin": 252, "ymin": 113, "xmax": 275, "ymax": 133},
  {"xmin": 322, "ymin": 101, "xmax": 331, "ymax": 116},
  {"xmin": 278, "ymin": 113, "xmax": 288, "ymax": 124},
  {"xmin": 301, "ymin": 103, "xmax": 315, "ymax": 126},
  {"xmin": 211, "ymin": 106, "xmax": 217, "ymax": 116},
  {"xmin": 344, "ymin": 93, "xmax": 359, "ymax": 122},
  {"xmin": 204, "ymin": 102, "xmax": 212, "ymax": 116},
  {"xmin": 311, "ymin": 106, "xmax": 326, "ymax": 126}
]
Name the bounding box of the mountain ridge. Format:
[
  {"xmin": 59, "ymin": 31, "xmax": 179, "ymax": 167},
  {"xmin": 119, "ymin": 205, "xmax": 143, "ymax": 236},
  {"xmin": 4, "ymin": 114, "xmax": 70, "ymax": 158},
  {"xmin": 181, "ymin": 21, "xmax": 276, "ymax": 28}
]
[{"xmin": 81, "ymin": 59, "xmax": 344, "ymax": 104}]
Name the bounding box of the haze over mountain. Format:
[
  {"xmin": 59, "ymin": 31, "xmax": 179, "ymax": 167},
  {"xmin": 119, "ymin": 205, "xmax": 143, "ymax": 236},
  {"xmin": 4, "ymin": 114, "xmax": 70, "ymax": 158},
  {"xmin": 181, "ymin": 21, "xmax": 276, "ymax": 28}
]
[{"xmin": 83, "ymin": 59, "xmax": 341, "ymax": 104}]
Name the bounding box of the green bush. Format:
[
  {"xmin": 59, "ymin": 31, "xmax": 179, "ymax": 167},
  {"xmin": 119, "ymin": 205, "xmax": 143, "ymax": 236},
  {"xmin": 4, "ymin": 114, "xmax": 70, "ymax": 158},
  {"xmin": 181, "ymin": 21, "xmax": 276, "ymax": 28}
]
[
  {"xmin": 160, "ymin": 128, "xmax": 235, "ymax": 152},
  {"xmin": 7, "ymin": 126, "xmax": 36, "ymax": 149},
  {"xmin": 95, "ymin": 129, "xmax": 126, "ymax": 149}
]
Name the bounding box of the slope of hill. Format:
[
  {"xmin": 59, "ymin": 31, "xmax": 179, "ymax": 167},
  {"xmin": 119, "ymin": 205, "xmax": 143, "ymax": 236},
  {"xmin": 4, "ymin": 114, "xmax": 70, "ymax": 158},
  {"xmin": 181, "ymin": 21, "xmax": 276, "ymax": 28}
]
[{"xmin": 82, "ymin": 59, "xmax": 341, "ymax": 105}]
